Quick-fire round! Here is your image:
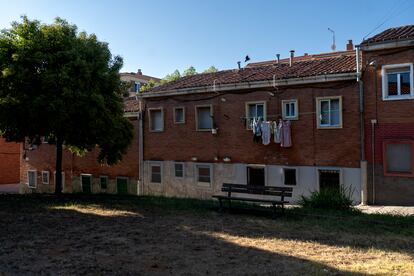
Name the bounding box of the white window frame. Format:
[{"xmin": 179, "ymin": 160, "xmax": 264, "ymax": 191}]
[
  {"xmin": 41, "ymin": 171, "xmax": 50, "ymax": 185},
  {"xmin": 80, "ymin": 174, "xmax": 93, "ymax": 192},
  {"xmin": 173, "ymin": 107, "xmax": 185, "ymax": 124},
  {"xmin": 173, "ymin": 162, "xmax": 185, "ymax": 178},
  {"xmin": 149, "ymin": 162, "xmax": 163, "ymax": 184},
  {"xmin": 381, "ymin": 63, "xmax": 414, "ymax": 101},
  {"xmin": 282, "ymin": 167, "xmax": 298, "ymax": 186},
  {"xmin": 282, "ymin": 99, "xmax": 299, "ymax": 120},
  {"xmin": 195, "ymin": 105, "xmax": 213, "ymax": 131},
  {"xmin": 316, "ymin": 96, "xmax": 342, "ymax": 129},
  {"xmin": 195, "ymin": 163, "xmax": 213, "ymax": 187},
  {"xmin": 100, "ymin": 175, "xmax": 109, "ymax": 189},
  {"xmin": 27, "ymin": 170, "xmax": 37, "ymax": 188},
  {"xmin": 148, "ymin": 108, "xmax": 164, "ymax": 132},
  {"xmin": 245, "ymin": 101, "xmax": 267, "ymax": 129}
]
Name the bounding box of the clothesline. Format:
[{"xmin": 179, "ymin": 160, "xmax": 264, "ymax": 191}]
[{"xmin": 239, "ymin": 109, "xmax": 342, "ymax": 119}]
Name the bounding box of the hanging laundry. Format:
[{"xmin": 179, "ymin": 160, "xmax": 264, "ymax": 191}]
[
  {"xmin": 273, "ymin": 119, "xmax": 282, "ymax": 144},
  {"xmin": 261, "ymin": 121, "xmax": 271, "ymax": 145},
  {"xmin": 280, "ymin": 120, "xmax": 292, "ymax": 148},
  {"xmin": 252, "ymin": 118, "xmax": 262, "ymax": 143}
]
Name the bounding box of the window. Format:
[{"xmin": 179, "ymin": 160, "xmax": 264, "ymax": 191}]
[
  {"xmin": 246, "ymin": 102, "xmax": 266, "ymax": 129},
  {"xmin": 100, "ymin": 176, "xmax": 108, "ymax": 189},
  {"xmin": 134, "ymin": 81, "xmax": 141, "ymax": 92},
  {"xmin": 174, "ymin": 107, "xmax": 185, "ymax": 124},
  {"xmin": 196, "ymin": 164, "xmax": 212, "ymax": 185},
  {"xmin": 81, "ymin": 174, "xmax": 92, "ymax": 194},
  {"xmin": 116, "ymin": 177, "xmax": 128, "ymax": 195},
  {"xmin": 149, "ymin": 108, "xmax": 163, "ymax": 132},
  {"xmin": 382, "ymin": 63, "xmax": 413, "ymax": 100},
  {"xmin": 383, "ymin": 141, "xmax": 414, "ymax": 177},
  {"xmin": 27, "ymin": 171, "xmax": 37, "ymax": 188},
  {"xmin": 247, "ymin": 166, "xmax": 265, "ymax": 186},
  {"xmin": 283, "ymin": 168, "xmax": 297, "ymax": 185},
  {"xmin": 42, "ymin": 171, "xmax": 49, "ymax": 185},
  {"xmin": 174, "ymin": 162, "xmax": 184, "ymax": 178},
  {"xmin": 196, "ymin": 105, "xmax": 213, "ymax": 130},
  {"xmin": 316, "ymin": 97, "xmax": 342, "ymax": 128},
  {"xmin": 150, "ymin": 163, "xmax": 162, "ymax": 183},
  {"xmin": 319, "ymin": 169, "xmax": 340, "ymax": 192},
  {"xmin": 282, "ymin": 100, "xmax": 298, "ymax": 120}
]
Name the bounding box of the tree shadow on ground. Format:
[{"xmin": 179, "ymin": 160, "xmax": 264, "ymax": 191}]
[{"xmin": 0, "ymin": 194, "xmax": 412, "ymax": 275}]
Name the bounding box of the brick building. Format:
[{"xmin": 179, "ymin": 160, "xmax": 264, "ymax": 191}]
[
  {"xmin": 18, "ymin": 25, "xmax": 414, "ymax": 205},
  {"xmin": 0, "ymin": 138, "xmax": 20, "ymax": 185}
]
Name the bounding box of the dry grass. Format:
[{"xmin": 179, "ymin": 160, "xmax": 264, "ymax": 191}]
[{"xmin": 0, "ymin": 194, "xmax": 413, "ymax": 275}]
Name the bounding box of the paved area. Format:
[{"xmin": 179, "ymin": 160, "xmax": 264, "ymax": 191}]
[
  {"xmin": 356, "ymin": 204, "xmax": 414, "ymax": 216},
  {"xmin": 0, "ymin": 184, "xmax": 19, "ymax": 194}
]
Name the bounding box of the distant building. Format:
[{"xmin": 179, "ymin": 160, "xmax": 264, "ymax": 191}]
[{"xmin": 120, "ymin": 69, "xmax": 161, "ymax": 97}]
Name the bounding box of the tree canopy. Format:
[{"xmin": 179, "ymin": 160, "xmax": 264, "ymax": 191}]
[
  {"xmin": 0, "ymin": 17, "xmax": 133, "ymax": 193},
  {"xmin": 203, "ymin": 66, "xmax": 218, "ymax": 73},
  {"xmin": 160, "ymin": 66, "xmax": 219, "ymax": 85}
]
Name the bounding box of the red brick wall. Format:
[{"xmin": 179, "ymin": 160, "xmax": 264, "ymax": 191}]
[
  {"xmin": 143, "ymin": 81, "xmax": 361, "ymax": 168},
  {"xmin": 20, "ymin": 119, "xmax": 139, "ymax": 188},
  {"xmin": 363, "ymin": 47, "xmax": 414, "ymax": 163},
  {"xmin": 0, "ymin": 138, "xmax": 20, "ymax": 184}
]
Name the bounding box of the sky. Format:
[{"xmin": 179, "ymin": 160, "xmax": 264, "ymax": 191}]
[{"xmin": 0, "ymin": 0, "xmax": 413, "ymax": 79}]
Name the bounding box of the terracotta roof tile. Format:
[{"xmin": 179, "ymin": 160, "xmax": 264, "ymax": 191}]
[
  {"xmin": 148, "ymin": 52, "xmax": 356, "ymax": 93},
  {"xmin": 123, "ymin": 97, "xmax": 140, "ymax": 112},
  {"xmin": 361, "ymin": 25, "xmax": 414, "ymax": 45}
]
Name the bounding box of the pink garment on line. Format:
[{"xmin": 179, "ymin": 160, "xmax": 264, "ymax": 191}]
[{"xmin": 280, "ymin": 120, "xmax": 292, "ymax": 148}]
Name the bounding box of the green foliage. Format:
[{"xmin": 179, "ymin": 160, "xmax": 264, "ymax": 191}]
[
  {"xmin": 140, "ymin": 78, "xmax": 157, "ymax": 92},
  {"xmin": 160, "ymin": 69, "xmax": 181, "ymax": 84},
  {"xmin": 0, "ymin": 16, "xmax": 133, "ymax": 165},
  {"xmin": 203, "ymin": 66, "xmax": 218, "ymax": 73},
  {"xmin": 183, "ymin": 66, "xmax": 197, "ymax": 76},
  {"xmin": 299, "ymin": 186, "xmax": 354, "ymax": 211}
]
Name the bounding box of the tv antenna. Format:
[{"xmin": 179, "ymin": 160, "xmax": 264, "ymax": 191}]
[{"xmin": 328, "ymin": 28, "xmax": 336, "ymax": 51}]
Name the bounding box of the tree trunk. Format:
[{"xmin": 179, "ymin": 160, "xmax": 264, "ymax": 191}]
[{"xmin": 55, "ymin": 137, "xmax": 63, "ymax": 194}]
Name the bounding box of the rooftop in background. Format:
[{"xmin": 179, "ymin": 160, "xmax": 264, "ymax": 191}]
[
  {"xmin": 361, "ymin": 25, "xmax": 414, "ymax": 45},
  {"xmin": 148, "ymin": 50, "xmax": 356, "ymax": 93},
  {"xmin": 123, "ymin": 96, "xmax": 140, "ymax": 113},
  {"xmin": 120, "ymin": 69, "xmax": 161, "ymax": 83}
]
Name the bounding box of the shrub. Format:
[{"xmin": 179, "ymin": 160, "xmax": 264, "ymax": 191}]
[{"xmin": 299, "ymin": 186, "xmax": 354, "ymax": 211}]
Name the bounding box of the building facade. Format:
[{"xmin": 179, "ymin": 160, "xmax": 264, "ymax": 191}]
[
  {"xmin": 18, "ymin": 25, "xmax": 414, "ymax": 205},
  {"xmin": 0, "ymin": 138, "xmax": 20, "ymax": 185}
]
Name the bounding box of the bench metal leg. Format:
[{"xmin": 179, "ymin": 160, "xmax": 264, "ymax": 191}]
[{"xmin": 218, "ymin": 198, "xmax": 223, "ymax": 212}]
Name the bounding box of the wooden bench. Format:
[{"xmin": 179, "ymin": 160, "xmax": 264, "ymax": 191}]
[{"xmin": 212, "ymin": 183, "xmax": 293, "ymax": 217}]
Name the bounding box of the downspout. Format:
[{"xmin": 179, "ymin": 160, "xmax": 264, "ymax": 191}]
[
  {"xmin": 356, "ymin": 45, "xmax": 368, "ymax": 205},
  {"xmin": 138, "ymin": 100, "xmax": 144, "ymax": 196},
  {"xmin": 371, "ymin": 119, "xmax": 377, "ymax": 204}
]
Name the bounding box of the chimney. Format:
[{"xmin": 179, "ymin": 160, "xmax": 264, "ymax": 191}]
[
  {"xmin": 137, "ymin": 69, "xmax": 142, "ymax": 75},
  {"xmin": 237, "ymin": 61, "xmax": 241, "ymax": 70},
  {"xmin": 289, "ymin": 50, "xmax": 295, "ymax": 67},
  {"xmin": 346, "ymin": 40, "xmax": 354, "ymax": 51},
  {"xmin": 276, "ymin": 54, "xmax": 280, "ymax": 64}
]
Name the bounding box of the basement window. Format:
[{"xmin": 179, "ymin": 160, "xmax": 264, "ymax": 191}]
[
  {"xmin": 383, "ymin": 140, "xmax": 414, "ymax": 177},
  {"xmin": 382, "ymin": 63, "xmax": 413, "ymax": 100},
  {"xmin": 27, "ymin": 171, "xmax": 37, "ymax": 188},
  {"xmin": 150, "ymin": 163, "xmax": 162, "ymax": 183},
  {"xmin": 100, "ymin": 175, "xmax": 108, "ymax": 189},
  {"xmin": 196, "ymin": 164, "xmax": 212, "ymax": 186},
  {"xmin": 174, "ymin": 162, "xmax": 184, "ymax": 178},
  {"xmin": 283, "ymin": 168, "xmax": 297, "ymax": 185},
  {"xmin": 41, "ymin": 171, "xmax": 49, "ymax": 185},
  {"xmin": 149, "ymin": 108, "xmax": 164, "ymax": 132}
]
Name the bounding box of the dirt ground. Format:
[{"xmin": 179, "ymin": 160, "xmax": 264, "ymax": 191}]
[{"xmin": 0, "ymin": 195, "xmax": 413, "ymax": 275}]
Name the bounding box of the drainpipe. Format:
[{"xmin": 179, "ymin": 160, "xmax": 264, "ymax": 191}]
[
  {"xmin": 356, "ymin": 45, "xmax": 367, "ymax": 205},
  {"xmin": 138, "ymin": 100, "xmax": 144, "ymax": 196},
  {"xmin": 371, "ymin": 119, "xmax": 377, "ymax": 205}
]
